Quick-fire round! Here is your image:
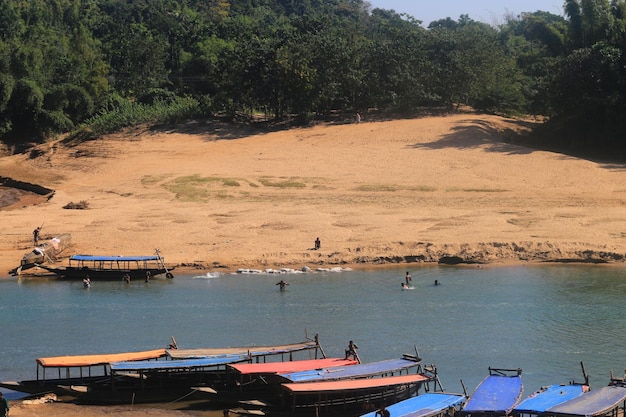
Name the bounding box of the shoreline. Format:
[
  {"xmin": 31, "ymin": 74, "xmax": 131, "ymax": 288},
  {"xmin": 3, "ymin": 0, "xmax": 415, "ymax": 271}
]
[{"xmin": 4, "ymin": 238, "xmax": 625, "ymax": 280}]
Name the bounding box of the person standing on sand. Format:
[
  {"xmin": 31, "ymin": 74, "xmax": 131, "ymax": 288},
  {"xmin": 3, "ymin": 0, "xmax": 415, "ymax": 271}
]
[
  {"xmin": 33, "ymin": 226, "xmax": 41, "ymax": 246},
  {"xmin": 0, "ymin": 392, "xmax": 9, "ymax": 417}
]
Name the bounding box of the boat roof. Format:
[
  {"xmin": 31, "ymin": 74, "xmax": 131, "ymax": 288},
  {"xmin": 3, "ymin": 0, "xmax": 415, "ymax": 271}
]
[
  {"xmin": 462, "ymin": 374, "xmax": 524, "ymax": 414},
  {"xmin": 70, "ymin": 255, "xmax": 162, "ymax": 262},
  {"xmin": 167, "ymin": 340, "xmax": 319, "ymax": 359},
  {"xmin": 545, "ymin": 386, "xmax": 626, "ymax": 417},
  {"xmin": 36, "ymin": 349, "xmax": 166, "ymax": 368},
  {"xmin": 359, "ymin": 392, "xmax": 466, "ymax": 417},
  {"xmin": 230, "ymin": 358, "xmax": 357, "ymax": 375},
  {"xmin": 110, "ymin": 355, "xmax": 251, "ymax": 372},
  {"xmin": 514, "ymin": 384, "xmax": 588, "ymax": 414},
  {"xmin": 279, "ymin": 357, "xmax": 422, "ymax": 382},
  {"xmin": 282, "ymin": 373, "xmax": 430, "ymax": 394}
]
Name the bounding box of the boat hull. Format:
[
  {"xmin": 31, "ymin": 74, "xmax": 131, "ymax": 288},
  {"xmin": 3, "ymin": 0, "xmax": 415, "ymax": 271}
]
[{"xmin": 36, "ymin": 265, "xmax": 172, "ymax": 281}]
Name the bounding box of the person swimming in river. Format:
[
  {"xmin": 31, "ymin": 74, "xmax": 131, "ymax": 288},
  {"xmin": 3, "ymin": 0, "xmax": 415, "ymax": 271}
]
[
  {"xmin": 401, "ymin": 282, "xmax": 409, "ymax": 289},
  {"xmin": 276, "ymin": 280, "xmax": 289, "ymax": 291}
]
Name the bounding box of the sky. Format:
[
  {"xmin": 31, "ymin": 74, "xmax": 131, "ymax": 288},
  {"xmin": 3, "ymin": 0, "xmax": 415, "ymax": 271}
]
[{"xmin": 367, "ymin": 1, "xmax": 565, "ymax": 26}]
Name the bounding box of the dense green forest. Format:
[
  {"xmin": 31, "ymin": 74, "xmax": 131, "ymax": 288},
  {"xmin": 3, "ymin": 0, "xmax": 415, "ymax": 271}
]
[{"xmin": 1, "ymin": 0, "xmax": 626, "ymax": 158}]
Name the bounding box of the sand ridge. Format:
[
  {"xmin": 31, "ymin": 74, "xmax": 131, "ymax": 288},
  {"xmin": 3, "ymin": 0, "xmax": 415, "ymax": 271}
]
[{"xmin": 1, "ymin": 112, "xmax": 626, "ymax": 277}]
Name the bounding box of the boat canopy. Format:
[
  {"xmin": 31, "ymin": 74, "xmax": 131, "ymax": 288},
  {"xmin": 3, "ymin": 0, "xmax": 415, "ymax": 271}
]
[
  {"xmin": 167, "ymin": 340, "xmax": 321, "ymax": 360},
  {"xmin": 514, "ymin": 385, "xmax": 589, "ymax": 415},
  {"xmin": 229, "ymin": 358, "xmax": 357, "ymax": 375},
  {"xmin": 546, "ymin": 386, "xmax": 626, "ymax": 417},
  {"xmin": 462, "ymin": 374, "xmax": 524, "ymax": 414},
  {"xmin": 279, "ymin": 357, "xmax": 421, "ymax": 382},
  {"xmin": 359, "ymin": 392, "xmax": 466, "ymax": 417},
  {"xmin": 70, "ymin": 255, "xmax": 162, "ymax": 262},
  {"xmin": 282, "ymin": 373, "xmax": 430, "ymax": 394},
  {"xmin": 110, "ymin": 355, "xmax": 251, "ymax": 372},
  {"xmin": 36, "ymin": 349, "xmax": 166, "ymax": 368}
]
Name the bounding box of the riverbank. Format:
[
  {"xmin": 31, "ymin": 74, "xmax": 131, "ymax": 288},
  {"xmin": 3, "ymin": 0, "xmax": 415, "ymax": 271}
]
[{"xmin": 2, "ymin": 111, "xmax": 626, "ymax": 278}]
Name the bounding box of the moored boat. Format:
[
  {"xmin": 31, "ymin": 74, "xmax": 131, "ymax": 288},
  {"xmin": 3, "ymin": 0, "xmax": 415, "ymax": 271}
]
[
  {"xmin": 11, "ymin": 233, "xmax": 72, "ymax": 274},
  {"xmin": 280, "ymin": 373, "xmax": 435, "ymax": 415},
  {"xmin": 359, "ymin": 392, "xmax": 466, "ymax": 417},
  {"xmin": 277, "ymin": 353, "xmax": 424, "ymax": 383},
  {"xmin": 35, "ymin": 249, "xmax": 174, "ymax": 281},
  {"xmin": 513, "ymin": 363, "xmax": 590, "ymax": 417},
  {"xmin": 0, "ymin": 348, "xmax": 167, "ymax": 396},
  {"xmin": 544, "ymin": 385, "xmax": 626, "ymax": 417},
  {"xmin": 460, "ymin": 367, "xmax": 523, "ymax": 417}
]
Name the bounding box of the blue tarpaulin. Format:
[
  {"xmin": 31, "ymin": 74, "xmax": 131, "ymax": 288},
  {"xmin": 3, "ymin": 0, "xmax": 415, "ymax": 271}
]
[
  {"xmin": 546, "ymin": 386, "xmax": 626, "ymax": 417},
  {"xmin": 514, "ymin": 385, "xmax": 588, "ymax": 414},
  {"xmin": 462, "ymin": 374, "xmax": 523, "ymax": 414},
  {"xmin": 359, "ymin": 393, "xmax": 466, "ymax": 417}
]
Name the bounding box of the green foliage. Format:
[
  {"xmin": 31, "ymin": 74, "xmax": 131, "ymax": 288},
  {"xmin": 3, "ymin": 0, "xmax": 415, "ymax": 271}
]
[
  {"xmin": 77, "ymin": 96, "xmax": 200, "ymax": 138},
  {"xmin": 0, "ymin": 0, "xmax": 626, "ymax": 158}
]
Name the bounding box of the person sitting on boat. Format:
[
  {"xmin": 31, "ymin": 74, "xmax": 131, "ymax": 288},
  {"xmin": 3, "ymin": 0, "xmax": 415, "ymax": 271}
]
[
  {"xmin": 345, "ymin": 340, "xmax": 359, "ymax": 360},
  {"xmin": 276, "ymin": 280, "xmax": 288, "ymax": 291},
  {"xmin": 375, "ymin": 404, "xmax": 390, "ymax": 417}
]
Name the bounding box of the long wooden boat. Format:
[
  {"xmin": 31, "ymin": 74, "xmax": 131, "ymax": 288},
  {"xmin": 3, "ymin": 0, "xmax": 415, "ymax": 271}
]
[
  {"xmin": 544, "ymin": 385, "xmax": 626, "ymax": 417},
  {"xmin": 280, "ymin": 373, "xmax": 434, "ymax": 415},
  {"xmin": 0, "ymin": 348, "xmax": 167, "ymax": 396},
  {"xmin": 36, "ymin": 249, "xmax": 174, "ymax": 281},
  {"xmin": 65, "ymin": 355, "xmax": 253, "ymax": 404},
  {"xmin": 513, "ymin": 384, "xmax": 590, "ymax": 417},
  {"xmin": 359, "ymin": 392, "xmax": 466, "ymax": 417},
  {"xmin": 460, "ymin": 367, "xmax": 524, "ymax": 417},
  {"xmin": 277, "ymin": 354, "xmax": 424, "ymax": 383},
  {"xmin": 513, "ymin": 363, "xmax": 590, "ymax": 417},
  {"xmin": 166, "ymin": 338, "xmax": 325, "ymax": 361}
]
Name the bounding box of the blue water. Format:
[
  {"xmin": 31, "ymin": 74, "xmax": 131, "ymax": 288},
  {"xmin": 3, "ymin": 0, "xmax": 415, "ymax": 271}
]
[{"xmin": 2, "ymin": 265, "xmax": 626, "ymax": 401}]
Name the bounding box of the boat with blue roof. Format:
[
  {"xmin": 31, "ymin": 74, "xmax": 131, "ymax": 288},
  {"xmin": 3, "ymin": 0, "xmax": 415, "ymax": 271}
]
[{"xmin": 36, "ymin": 249, "xmax": 174, "ymax": 280}]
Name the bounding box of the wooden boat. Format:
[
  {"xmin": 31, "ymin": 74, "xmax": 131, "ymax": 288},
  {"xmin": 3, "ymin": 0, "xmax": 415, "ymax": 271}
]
[
  {"xmin": 11, "ymin": 233, "xmax": 72, "ymax": 274},
  {"xmin": 277, "ymin": 354, "xmax": 425, "ymax": 383},
  {"xmin": 166, "ymin": 338, "xmax": 325, "ymax": 361},
  {"xmin": 513, "ymin": 384, "xmax": 590, "ymax": 417},
  {"xmin": 35, "ymin": 249, "xmax": 174, "ymax": 280},
  {"xmin": 460, "ymin": 367, "xmax": 523, "ymax": 417},
  {"xmin": 0, "ymin": 348, "xmax": 167, "ymax": 396},
  {"xmin": 513, "ymin": 363, "xmax": 590, "ymax": 417},
  {"xmin": 280, "ymin": 373, "xmax": 434, "ymax": 415},
  {"xmin": 65, "ymin": 355, "xmax": 253, "ymax": 404},
  {"xmin": 359, "ymin": 392, "xmax": 466, "ymax": 417},
  {"xmin": 544, "ymin": 385, "xmax": 626, "ymax": 417}
]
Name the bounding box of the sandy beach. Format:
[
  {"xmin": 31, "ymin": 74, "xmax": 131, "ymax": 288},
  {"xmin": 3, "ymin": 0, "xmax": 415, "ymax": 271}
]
[
  {"xmin": 2, "ymin": 111, "xmax": 626, "ymax": 277},
  {"xmin": 3, "ymin": 110, "xmax": 626, "ymax": 415}
]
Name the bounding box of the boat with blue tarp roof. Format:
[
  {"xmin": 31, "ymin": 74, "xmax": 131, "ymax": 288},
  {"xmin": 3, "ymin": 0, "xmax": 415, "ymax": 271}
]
[
  {"xmin": 359, "ymin": 392, "xmax": 466, "ymax": 417},
  {"xmin": 460, "ymin": 367, "xmax": 523, "ymax": 417},
  {"xmin": 36, "ymin": 249, "xmax": 174, "ymax": 280}
]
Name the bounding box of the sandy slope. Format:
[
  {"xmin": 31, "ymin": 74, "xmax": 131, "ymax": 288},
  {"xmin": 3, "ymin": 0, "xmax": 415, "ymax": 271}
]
[{"xmin": 2, "ymin": 112, "xmax": 626, "ymax": 277}]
